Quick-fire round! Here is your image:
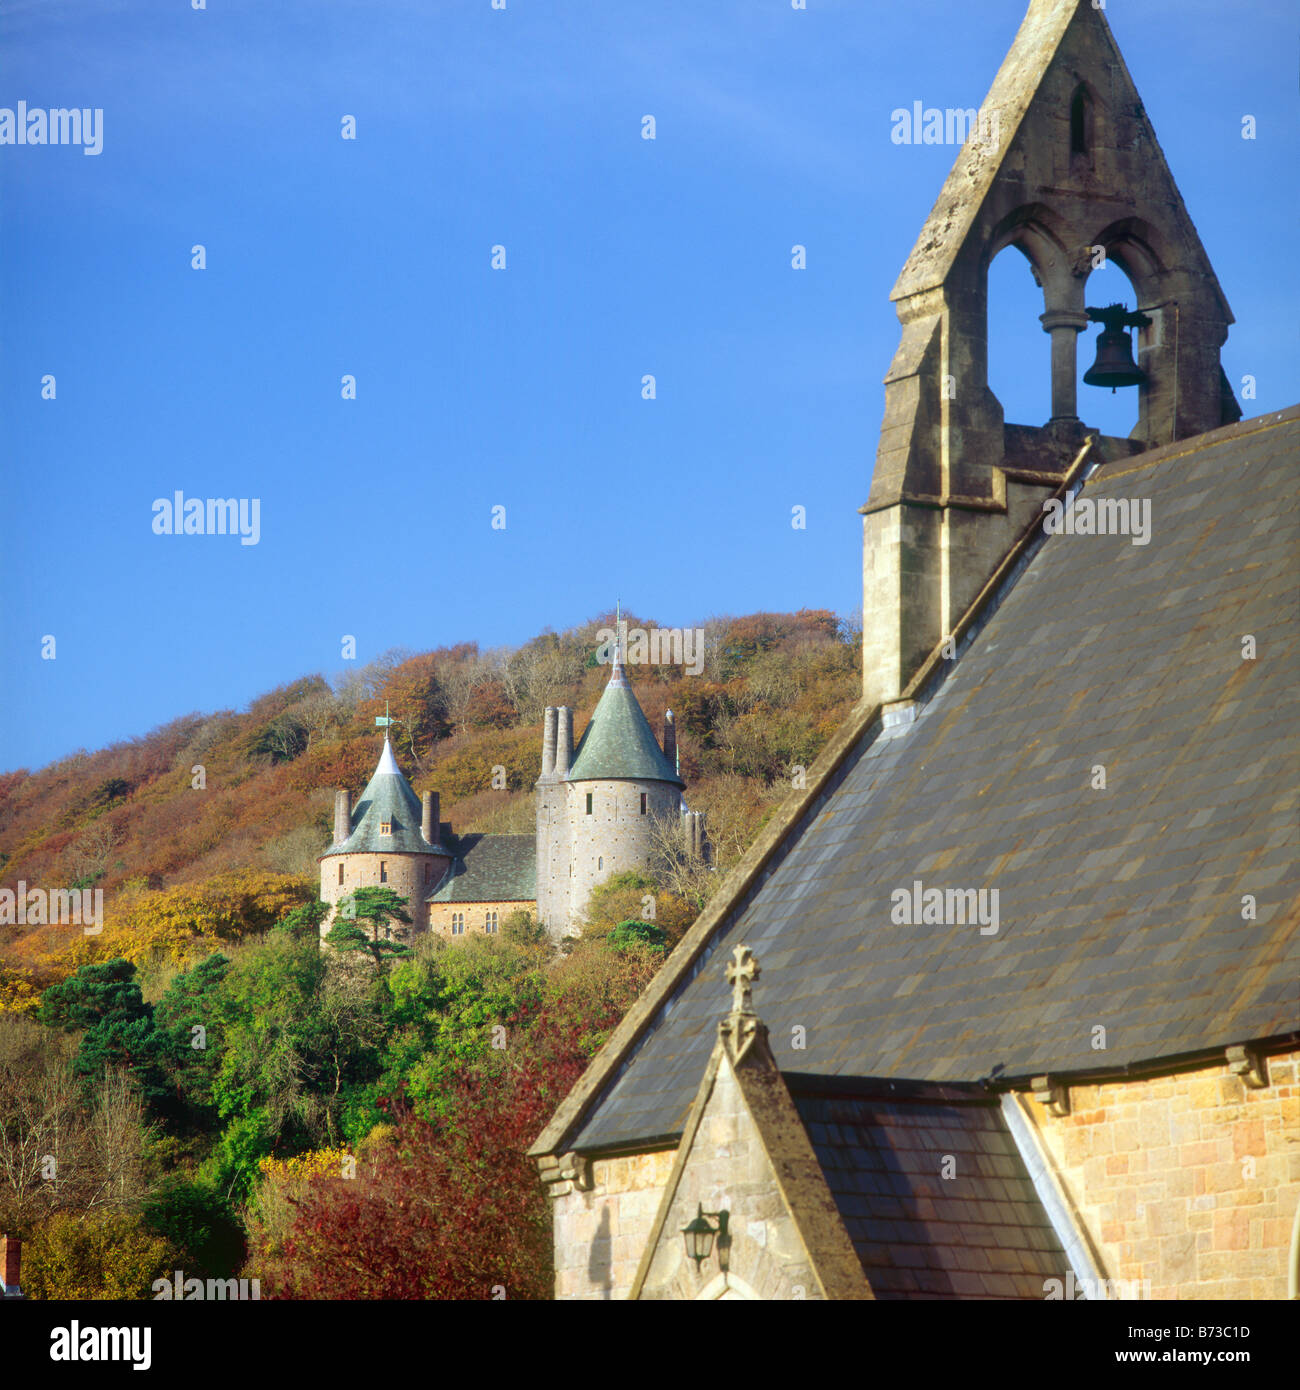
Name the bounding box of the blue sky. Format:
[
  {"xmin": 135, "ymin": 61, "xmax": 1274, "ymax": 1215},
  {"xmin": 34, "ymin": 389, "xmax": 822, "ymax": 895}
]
[{"xmin": 2, "ymin": 0, "xmax": 1295, "ymax": 774}]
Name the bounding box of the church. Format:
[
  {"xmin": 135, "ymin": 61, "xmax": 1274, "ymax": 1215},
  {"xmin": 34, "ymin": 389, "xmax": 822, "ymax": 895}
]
[
  {"xmin": 316, "ymin": 635, "xmax": 700, "ymax": 943},
  {"xmin": 528, "ymin": 0, "xmax": 1300, "ymax": 1300}
]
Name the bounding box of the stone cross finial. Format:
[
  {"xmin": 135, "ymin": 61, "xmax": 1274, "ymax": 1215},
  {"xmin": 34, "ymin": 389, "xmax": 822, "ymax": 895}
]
[{"xmin": 725, "ymin": 945, "xmax": 759, "ymax": 1016}]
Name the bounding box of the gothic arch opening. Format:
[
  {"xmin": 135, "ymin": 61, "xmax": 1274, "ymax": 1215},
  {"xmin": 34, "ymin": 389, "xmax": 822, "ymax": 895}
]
[
  {"xmin": 1078, "ymin": 259, "xmax": 1143, "ymax": 438},
  {"xmin": 987, "ymin": 244, "xmax": 1052, "ymax": 426}
]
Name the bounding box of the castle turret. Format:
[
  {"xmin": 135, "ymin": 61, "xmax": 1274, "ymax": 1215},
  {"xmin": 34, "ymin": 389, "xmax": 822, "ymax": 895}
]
[
  {"xmin": 536, "ymin": 623, "xmax": 686, "ymax": 938},
  {"xmin": 318, "ymin": 737, "xmax": 452, "ymax": 942}
]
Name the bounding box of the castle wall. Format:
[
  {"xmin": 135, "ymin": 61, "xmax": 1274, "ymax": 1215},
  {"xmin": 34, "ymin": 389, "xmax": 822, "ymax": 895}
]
[
  {"xmin": 564, "ymin": 779, "xmax": 680, "ymax": 929},
  {"xmin": 1025, "ymin": 1050, "xmax": 1300, "ymax": 1300},
  {"xmin": 535, "ymin": 775, "xmax": 570, "ymax": 935},
  {"xmin": 426, "ymin": 900, "xmax": 535, "ymax": 938}
]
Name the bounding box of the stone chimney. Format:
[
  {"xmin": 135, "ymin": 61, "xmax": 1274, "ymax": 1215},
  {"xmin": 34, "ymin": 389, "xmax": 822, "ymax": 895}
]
[
  {"xmin": 555, "ymin": 706, "xmax": 573, "ymax": 777},
  {"xmin": 1, "ymin": 1235, "xmax": 21, "ymax": 1298},
  {"xmin": 686, "ymin": 809, "xmax": 708, "ymax": 863},
  {"xmin": 542, "ymin": 706, "xmax": 557, "ymax": 777},
  {"xmin": 421, "ymin": 791, "xmax": 439, "ymax": 845},
  {"xmin": 663, "ymin": 709, "xmax": 676, "ymax": 767},
  {"xmin": 333, "ymin": 788, "xmax": 352, "ymax": 846}
]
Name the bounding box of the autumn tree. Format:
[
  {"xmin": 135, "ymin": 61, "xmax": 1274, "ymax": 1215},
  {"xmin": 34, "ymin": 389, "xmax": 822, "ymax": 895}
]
[
  {"xmin": 21, "ymin": 1210, "xmax": 175, "ymax": 1300},
  {"xmin": 327, "ymin": 888, "xmax": 414, "ymax": 970},
  {"xmin": 580, "ymin": 870, "xmax": 696, "ymax": 946}
]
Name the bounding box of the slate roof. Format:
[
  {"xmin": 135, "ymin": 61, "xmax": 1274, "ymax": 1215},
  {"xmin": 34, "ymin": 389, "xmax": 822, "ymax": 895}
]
[
  {"xmin": 426, "ymin": 834, "xmax": 536, "ymax": 903},
  {"xmin": 328, "ymin": 739, "xmax": 445, "ymax": 857},
  {"xmin": 568, "ymin": 408, "xmax": 1300, "ymax": 1152},
  {"xmin": 793, "ymin": 1089, "xmax": 1070, "ymax": 1299},
  {"xmin": 567, "ymin": 662, "xmax": 683, "ymax": 788}
]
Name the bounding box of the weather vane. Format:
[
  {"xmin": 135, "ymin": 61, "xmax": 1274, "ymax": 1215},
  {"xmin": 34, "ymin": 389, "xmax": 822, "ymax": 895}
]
[{"xmin": 375, "ymin": 699, "xmax": 394, "ymax": 735}]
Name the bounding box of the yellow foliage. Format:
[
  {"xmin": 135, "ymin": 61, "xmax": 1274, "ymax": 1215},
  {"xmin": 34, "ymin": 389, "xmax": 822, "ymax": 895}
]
[
  {"xmin": 0, "ymin": 965, "xmax": 41, "ymax": 1016},
  {"xmin": 22, "ymin": 1211, "xmax": 175, "ymax": 1300},
  {"xmin": 41, "ymin": 870, "xmax": 314, "ymax": 973},
  {"xmin": 258, "ymin": 1147, "xmax": 355, "ymax": 1184}
]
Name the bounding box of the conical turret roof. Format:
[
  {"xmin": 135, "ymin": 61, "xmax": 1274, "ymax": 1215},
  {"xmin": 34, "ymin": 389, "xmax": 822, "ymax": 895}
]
[
  {"xmin": 567, "ymin": 647, "xmax": 684, "ymax": 788},
  {"xmin": 333, "ymin": 738, "xmax": 444, "ymax": 855}
]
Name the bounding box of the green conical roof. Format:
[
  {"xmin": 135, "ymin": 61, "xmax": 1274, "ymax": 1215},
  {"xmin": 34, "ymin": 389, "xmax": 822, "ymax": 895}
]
[
  {"xmin": 331, "ymin": 739, "xmax": 446, "ymax": 855},
  {"xmin": 567, "ymin": 653, "xmax": 684, "ymax": 788}
]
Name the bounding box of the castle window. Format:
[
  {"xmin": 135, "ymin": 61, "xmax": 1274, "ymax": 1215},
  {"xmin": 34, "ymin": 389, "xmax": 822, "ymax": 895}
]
[
  {"xmin": 380, "ymin": 861, "xmax": 387, "ymax": 883},
  {"xmin": 451, "ymin": 912, "xmax": 465, "ymax": 935},
  {"xmin": 424, "ymin": 862, "xmax": 431, "ymax": 884},
  {"xmin": 598, "ymin": 857, "xmax": 603, "ymax": 871},
  {"xmin": 338, "ymin": 863, "xmax": 344, "ymax": 885},
  {"xmin": 1070, "ymin": 83, "xmax": 1092, "ymax": 156},
  {"xmin": 380, "ymin": 820, "xmax": 392, "ymax": 836},
  {"xmin": 586, "ymin": 792, "xmax": 593, "ymax": 815},
  {"xmin": 640, "ymin": 792, "xmax": 647, "ymax": 815},
  {"xmin": 486, "ymin": 910, "xmax": 498, "ymax": 933}
]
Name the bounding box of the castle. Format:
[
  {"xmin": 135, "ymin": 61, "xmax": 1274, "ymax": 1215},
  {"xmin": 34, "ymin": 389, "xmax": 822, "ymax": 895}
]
[{"xmin": 318, "ymin": 629, "xmax": 701, "ymax": 944}]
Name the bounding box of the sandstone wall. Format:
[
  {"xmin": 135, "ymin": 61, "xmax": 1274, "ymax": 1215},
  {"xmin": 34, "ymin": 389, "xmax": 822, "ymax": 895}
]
[{"xmin": 1025, "ymin": 1050, "xmax": 1300, "ymax": 1300}]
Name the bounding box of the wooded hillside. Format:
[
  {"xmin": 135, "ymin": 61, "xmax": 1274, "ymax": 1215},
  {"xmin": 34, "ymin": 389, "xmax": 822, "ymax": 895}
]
[
  {"xmin": 0, "ymin": 607, "xmax": 861, "ymax": 1300},
  {"xmin": 1, "ymin": 608, "xmax": 860, "ymax": 997}
]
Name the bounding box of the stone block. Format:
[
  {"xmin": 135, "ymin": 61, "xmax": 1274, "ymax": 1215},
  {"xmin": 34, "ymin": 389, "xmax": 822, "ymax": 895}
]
[
  {"xmin": 1211, "ymin": 1207, "xmax": 1249, "ymax": 1251},
  {"xmin": 1178, "ymin": 1140, "xmax": 1217, "ymax": 1169},
  {"xmin": 1136, "ymin": 1103, "xmax": 1172, "ymax": 1150},
  {"xmin": 1145, "ymin": 1145, "xmax": 1176, "ymax": 1172},
  {"xmin": 1145, "ymin": 1199, "xmax": 1184, "ymax": 1238},
  {"xmin": 1231, "ymin": 1119, "xmax": 1265, "ymax": 1159},
  {"xmin": 1205, "ymin": 1162, "xmax": 1243, "ymax": 1195}
]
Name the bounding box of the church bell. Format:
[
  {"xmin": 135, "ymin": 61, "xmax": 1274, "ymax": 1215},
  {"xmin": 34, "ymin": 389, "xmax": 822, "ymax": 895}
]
[{"xmin": 1083, "ymin": 303, "xmax": 1151, "ymax": 393}]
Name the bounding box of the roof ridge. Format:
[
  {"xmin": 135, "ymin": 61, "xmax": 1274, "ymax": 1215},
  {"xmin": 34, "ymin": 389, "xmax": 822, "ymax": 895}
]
[{"xmin": 1091, "ymin": 405, "xmax": 1300, "ymax": 484}]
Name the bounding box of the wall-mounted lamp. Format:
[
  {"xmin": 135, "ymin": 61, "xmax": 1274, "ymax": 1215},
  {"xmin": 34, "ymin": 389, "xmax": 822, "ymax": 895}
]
[{"xmin": 681, "ymin": 1203, "xmax": 729, "ymax": 1268}]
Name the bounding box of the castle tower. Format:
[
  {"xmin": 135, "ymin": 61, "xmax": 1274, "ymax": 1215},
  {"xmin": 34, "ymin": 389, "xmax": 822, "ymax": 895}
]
[
  {"xmin": 536, "ymin": 628, "xmax": 685, "ymax": 938},
  {"xmin": 318, "ymin": 737, "xmax": 452, "ymax": 942},
  {"xmin": 862, "ymin": 0, "xmax": 1238, "ymax": 711}
]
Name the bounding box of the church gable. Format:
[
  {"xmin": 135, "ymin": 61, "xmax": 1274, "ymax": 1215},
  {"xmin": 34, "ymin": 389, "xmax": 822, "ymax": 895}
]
[
  {"xmin": 630, "ymin": 976, "xmax": 872, "ymax": 1301},
  {"xmin": 891, "ymin": 0, "xmax": 1229, "ymax": 313}
]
